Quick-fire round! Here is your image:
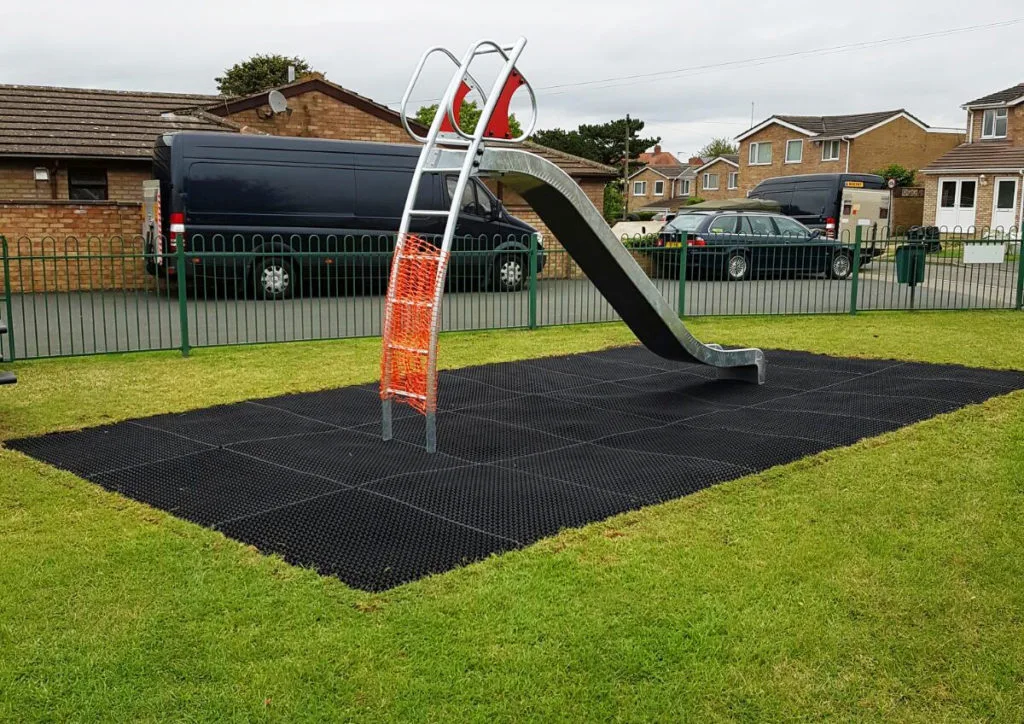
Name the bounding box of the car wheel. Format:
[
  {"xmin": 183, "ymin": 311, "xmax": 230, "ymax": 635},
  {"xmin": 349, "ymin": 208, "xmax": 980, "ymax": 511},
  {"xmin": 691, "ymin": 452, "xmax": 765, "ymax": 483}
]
[
  {"xmin": 494, "ymin": 253, "xmax": 526, "ymax": 292},
  {"xmin": 725, "ymin": 251, "xmax": 750, "ymax": 282},
  {"xmin": 829, "ymin": 251, "xmax": 853, "ymax": 280},
  {"xmin": 254, "ymin": 257, "xmax": 293, "ymax": 300}
]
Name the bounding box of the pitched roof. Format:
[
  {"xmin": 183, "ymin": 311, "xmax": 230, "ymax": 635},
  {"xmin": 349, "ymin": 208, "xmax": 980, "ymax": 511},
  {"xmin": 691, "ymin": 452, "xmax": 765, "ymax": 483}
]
[
  {"xmin": 637, "ymin": 145, "xmax": 679, "ymax": 166},
  {"xmin": 695, "ymin": 155, "xmax": 739, "ymax": 172},
  {"xmin": 773, "ymin": 110, "xmax": 909, "ymax": 137},
  {"xmin": 963, "ymin": 82, "xmax": 1024, "ymax": 108},
  {"xmin": 202, "ymin": 75, "xmax": 429, "ymax": 134},
  {"xmin": 0, "ymin": 84, "xmax": 237, "ymax": 159},
  {"xmin": 920, "ymin": 141, "xmax": 1024, "ymax": 173},
  {"xmin": 736, "ymin": 110, "xmax": 947, "ymax": 142}
]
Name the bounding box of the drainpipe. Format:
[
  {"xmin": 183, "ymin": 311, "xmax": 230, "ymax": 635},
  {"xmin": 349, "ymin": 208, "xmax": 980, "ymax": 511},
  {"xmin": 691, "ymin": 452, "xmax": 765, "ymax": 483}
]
[
  {"xmin": 844, "ymin": 138, "xmax": 851, "ymax": 173},
  {"xmin": 967, "ymin": 110, "xmax": 973, "ymax": 143}
]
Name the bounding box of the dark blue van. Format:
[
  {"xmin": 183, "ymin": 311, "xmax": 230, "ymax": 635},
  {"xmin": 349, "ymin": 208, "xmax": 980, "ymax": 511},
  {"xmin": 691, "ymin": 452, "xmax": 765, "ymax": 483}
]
[{"xmin": 149, "ymin": 132, "xmax": 542, "ymax": 297}]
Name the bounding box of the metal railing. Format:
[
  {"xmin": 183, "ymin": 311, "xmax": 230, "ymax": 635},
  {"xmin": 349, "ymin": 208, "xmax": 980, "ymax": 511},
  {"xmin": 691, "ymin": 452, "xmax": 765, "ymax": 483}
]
[{"xmin": 0, "ymin": 226, "xmax": 1021, "ymax": 360}]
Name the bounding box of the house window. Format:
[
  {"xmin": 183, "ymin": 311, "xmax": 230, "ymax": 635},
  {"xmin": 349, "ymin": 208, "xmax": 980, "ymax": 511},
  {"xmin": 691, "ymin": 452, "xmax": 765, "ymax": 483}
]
[
  {"xmin": 748, "ymin": 142, "xmax": 772, "ymax": 165},
  {"xmin": 822, "ymin": 140, "xmax": 841, "ymax": 161},
  {"xmin": 653, "ymin": 180, "xmax": 665, "ymax": 196},
  {"xmin": 68, "ymin": 168, "xmax": 108, "ymax": 200},
  {"xmin": 680, "ymin": 178, "xmax": 691, "ymax": 196},
  {"xmin": 982, "ymin": 108, "xmax": 1008, "ymax": 138},
  {"xmin": 703, "ymin": 172, "xmax": 719, "ymax": 190},
  {"xmin": 728, "ymin": 172, "xmax": 739, "ymax": 189},
  {"xmin": 632, "ymin": 180, "xmax": 647, "ymax": 196},
  {"xmin": 785, "ymin": 139, "xmax": 803, "ymax": 163}
]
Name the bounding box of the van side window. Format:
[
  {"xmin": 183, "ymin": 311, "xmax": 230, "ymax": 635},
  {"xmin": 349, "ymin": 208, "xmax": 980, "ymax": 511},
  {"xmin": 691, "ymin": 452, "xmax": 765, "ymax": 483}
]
[
  {"xmin": 473, "ymin": 181, "xmax": 493, "ymax": 217},
  {"xmin": 187, "ymin": 162, "xmax": 355, "ymax": 215},
  {"xmin": 789, "ymin": 186, "xmax": 831, "ymax": 218},
  {"xmin": 446, "ymin": 177, "xmax": 490, "ymax": 216}
]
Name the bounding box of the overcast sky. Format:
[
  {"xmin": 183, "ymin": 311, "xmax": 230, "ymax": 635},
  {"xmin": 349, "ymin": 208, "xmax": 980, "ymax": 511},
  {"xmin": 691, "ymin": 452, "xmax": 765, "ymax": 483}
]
[{"xmin": 4, "ymin": 0, "xmax": 1023, "ymax": 159}]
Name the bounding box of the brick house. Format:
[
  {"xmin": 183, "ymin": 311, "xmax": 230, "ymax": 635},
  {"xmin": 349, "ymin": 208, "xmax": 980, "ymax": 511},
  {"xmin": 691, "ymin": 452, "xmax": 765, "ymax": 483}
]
[
  {"xmin": 734, "ymin": 110, "xmax": 965, "ymax": 195},
  {"xmin": 694, "ymin": 155, "xmax": 740, "ymax": 201},
  {"xmin": 921, "ymin": 82, "xmax": 1024, "ymax": 233},
  {"xmin": 628, "ymin": 161, "xmax": 699, "ymax": 214},
  {"xmin": 0, "ymin": 77, "xmax": 615, "ymax": 287}
]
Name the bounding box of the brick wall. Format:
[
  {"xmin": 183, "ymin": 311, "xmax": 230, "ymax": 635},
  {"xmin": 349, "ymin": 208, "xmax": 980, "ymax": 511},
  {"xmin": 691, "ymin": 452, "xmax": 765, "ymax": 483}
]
[
  {"xmin": 740, "ymin": 124, "xmax": 844, "ymax": 193},
  {"xmin": 0, "ymin": 201, "xmax": 147, "ymax": 293},
  {"xmin": 740, "ymin": 118, "xmax": 965, "ymax": 194},
  {"xmin": 627, "ymin": 167, "xmax": 674, "ymax": 209},
  {"xmin": 696, "ymin": 160, "xmax": 740, "ymax": 201},
  {"xmin": 967, "ymin": 105, "xmax": 1024, "ymax": 144},
  {"xmin": 222, "ymin": 90, "xmax": 416, "ymax": 145},
  {"xmin": 0, "ymin": 160, "xmax": 152, "ymax": 203},
  {"xmin": 849, "ymin": 116, "xmax": 964, "ymax": 173}
]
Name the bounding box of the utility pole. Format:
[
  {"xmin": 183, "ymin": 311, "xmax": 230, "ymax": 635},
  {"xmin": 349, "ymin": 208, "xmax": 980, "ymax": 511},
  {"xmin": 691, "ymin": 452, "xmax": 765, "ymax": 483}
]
[{"xmin": 623, "ymin": 113, "xmax": 630, "ymax": 220}]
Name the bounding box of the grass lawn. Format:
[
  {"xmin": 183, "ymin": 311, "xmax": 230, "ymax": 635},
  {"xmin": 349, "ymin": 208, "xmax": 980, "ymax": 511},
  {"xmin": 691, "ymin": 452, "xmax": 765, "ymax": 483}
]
[{"xmin": 1, "ymin": 310, "xmax": 1023, "ymax": 721}]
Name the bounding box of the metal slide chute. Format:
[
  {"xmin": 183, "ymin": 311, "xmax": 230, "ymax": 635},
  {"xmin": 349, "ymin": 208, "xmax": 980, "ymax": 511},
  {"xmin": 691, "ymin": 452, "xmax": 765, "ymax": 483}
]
[
  {"xmin": 380, "ymin": 36, "xmax": 764, "ymax": 452},
  {"xmin": 478, "ymin": 147, "xmax": 765, "ymax": 380}
]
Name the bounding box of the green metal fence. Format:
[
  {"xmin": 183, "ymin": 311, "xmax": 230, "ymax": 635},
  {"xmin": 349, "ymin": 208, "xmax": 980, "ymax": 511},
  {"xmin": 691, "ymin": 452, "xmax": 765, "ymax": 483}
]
[{"xmin": 1, "ymin": 226, "xmax": 1021, "ymax": 361}]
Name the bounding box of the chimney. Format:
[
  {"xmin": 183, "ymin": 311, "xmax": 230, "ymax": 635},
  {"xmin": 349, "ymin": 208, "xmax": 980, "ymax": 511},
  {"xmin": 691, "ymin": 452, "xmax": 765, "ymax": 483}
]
[
  {"xmin": 287, "ymin": 65, "xmax": 296, "ymax": 83},
  {"xmin": 653, "ymin": 144, "xmax": 661, "ymax": 154},
  {"xmin": 688, "ymin": 156, "xmax": 704, "ymax": 167}
]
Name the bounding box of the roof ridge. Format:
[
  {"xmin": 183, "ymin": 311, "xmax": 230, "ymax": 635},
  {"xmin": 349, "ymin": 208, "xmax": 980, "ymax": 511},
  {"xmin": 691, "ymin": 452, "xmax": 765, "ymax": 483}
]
[{"xmin": 0, "ymin": 83, "xmax": 221, "ymax": 100}]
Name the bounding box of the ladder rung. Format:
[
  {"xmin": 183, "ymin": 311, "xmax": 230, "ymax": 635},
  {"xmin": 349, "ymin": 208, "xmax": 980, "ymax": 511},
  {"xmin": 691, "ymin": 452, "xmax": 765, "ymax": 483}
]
[
  {"xmin": 386, "ymin": 343, "xmax": 430, "ymax": 355},
  {"xmin": 385, "ymin": 388, "xmax": 427, "ymax": 400},
  {"xmin": 408, "ymin": 210, "xmax": 449, "ymax": 216},
  {"xmin": 393, "ymin": 299, "xmax": 434, "ymax": 307},
  {"xmin": 396, "ymin": 253, "xmax": 441, "ymax": 262}
]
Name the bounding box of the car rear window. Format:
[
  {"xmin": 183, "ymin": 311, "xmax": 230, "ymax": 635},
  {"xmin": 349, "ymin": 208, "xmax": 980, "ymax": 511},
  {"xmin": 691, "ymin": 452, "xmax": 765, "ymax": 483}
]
[{"xmin": 664, "ymin": 213, "xmax": 709, "ymax": 232}]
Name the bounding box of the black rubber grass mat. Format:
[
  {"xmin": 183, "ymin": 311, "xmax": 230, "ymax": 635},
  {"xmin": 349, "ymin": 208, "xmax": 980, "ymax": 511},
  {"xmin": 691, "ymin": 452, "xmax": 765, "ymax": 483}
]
[{"xmin": 8, "ymin": 348, "xmax": 1024, "ymax": 591}]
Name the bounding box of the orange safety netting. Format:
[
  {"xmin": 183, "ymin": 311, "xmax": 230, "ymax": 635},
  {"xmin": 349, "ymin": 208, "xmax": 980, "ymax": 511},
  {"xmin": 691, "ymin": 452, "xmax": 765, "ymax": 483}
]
[{"xmin": 380, "ymin": 235, "xmax": 449, "ymax": 414}]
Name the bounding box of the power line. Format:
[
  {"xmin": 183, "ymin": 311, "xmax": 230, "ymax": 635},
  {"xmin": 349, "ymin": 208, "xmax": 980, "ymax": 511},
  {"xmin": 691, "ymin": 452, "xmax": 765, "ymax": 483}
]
[{"xmin": 387, "ymin": 17, "xmax": 1023, "ymax": 107}]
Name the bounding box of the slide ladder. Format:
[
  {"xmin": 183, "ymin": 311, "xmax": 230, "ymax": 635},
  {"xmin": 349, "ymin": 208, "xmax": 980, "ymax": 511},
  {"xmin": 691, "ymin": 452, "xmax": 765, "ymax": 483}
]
[{"xmin": 381, "ymin": 37, "xmax": 763, "ymax": 453}]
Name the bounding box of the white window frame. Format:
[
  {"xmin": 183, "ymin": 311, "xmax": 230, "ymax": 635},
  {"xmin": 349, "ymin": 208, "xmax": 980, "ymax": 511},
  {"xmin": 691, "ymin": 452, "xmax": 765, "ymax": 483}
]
[
  {"xmin": 653, "ymin": 179, "xmax": 665, "ymax": 196},
  {"xmin": 748, "ymin": 142, "xmax": 772, "ymax": 166},
  {"xmin": 703, "ymin": 172, "xmax": 720, "ymax": 191},
  {"xmin": 822, "ymin": 140, "xmax": 841, "ymax": 161},
  {"xmin": 982, "ymin": 108, "xmax": 1008, "ymax": 139},
  {"xmin": 727, "ymin": 172, "xmax": 739, "ymax": 189},
  {"xmin": 632, "ymin": 180, "xmax": 647, "ymax": 196},
  {"xmin": 680, "ymin": 178, "xmax": 691, "ymax": 196},
  {"xmin": 785, "ymin": 139, "xmax": 803, "ymax": 164}
]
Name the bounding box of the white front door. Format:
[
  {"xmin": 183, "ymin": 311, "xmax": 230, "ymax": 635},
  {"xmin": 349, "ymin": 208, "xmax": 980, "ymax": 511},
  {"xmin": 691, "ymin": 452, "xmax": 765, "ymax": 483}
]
[
  {"xmin": 990, "ymin": 177, "xmax": 1018, "ymax": 235},
  {"xmin": 935, "ymin": 177, "xmax": 978, "ymax": 232}
]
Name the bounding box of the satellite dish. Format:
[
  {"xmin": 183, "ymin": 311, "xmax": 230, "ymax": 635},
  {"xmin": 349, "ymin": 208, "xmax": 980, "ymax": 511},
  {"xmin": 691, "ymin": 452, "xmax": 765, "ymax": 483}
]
[{"xmin": 268, "ymin": 90, "xmax": 289, "ymax": 114}]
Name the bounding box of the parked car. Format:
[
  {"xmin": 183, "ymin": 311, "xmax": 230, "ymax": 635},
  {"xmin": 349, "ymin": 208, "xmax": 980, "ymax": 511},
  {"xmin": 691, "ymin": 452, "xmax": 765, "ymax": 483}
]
[
  {"xmin": 649, "ymin": 211, "xmax": 858, "ymax": 281},
  {"xmin": 147, "ymin": 132, "xmax": 543, "ymax": 298}
]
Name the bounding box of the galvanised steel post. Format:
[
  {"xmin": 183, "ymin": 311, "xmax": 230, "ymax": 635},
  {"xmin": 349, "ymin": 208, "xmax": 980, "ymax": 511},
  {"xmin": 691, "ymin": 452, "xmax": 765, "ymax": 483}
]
[
  {"xmin": 1016, "ymin": 224, "xmax": 1024, "ymax": 310},
  {"xmin": 677, "ymin": 239, "xmax": 688, "ymax": 317},
  {"xmin": 528, "ymin": 232, "xmax": 538, "ymax": 329},
  {"xmin": 176, "ymin": 235, "xmax": 190, "ymax": 357},
  {"xmin": 850, "ymin": 226, "xmax": 862, "ymax": 315},
  {"xmin": 1, "ymin": 236, "xmax": 14, "ymax": 362}
]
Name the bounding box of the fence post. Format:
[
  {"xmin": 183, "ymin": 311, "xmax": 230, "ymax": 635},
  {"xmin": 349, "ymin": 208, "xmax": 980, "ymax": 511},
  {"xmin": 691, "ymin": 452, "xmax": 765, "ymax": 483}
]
[
  {"xmin": 528, "ymin": 232, "xmax": 538, "ymax": 329},
  {"xmin": 849, "ymin": 226, "xmax": 862, "ymax": 315},
  {"xmin": 677, "ymin": 240, "xmax": 688, "ymax": 317},
  {"xmin": 1016, "ymin": 225, "xmax": 1024, "ymax": 310},
  {"xmin": 176, "ymin": 237, "xmax": 190, "ymax": 357},
  {"xmin": 1, "ymin": 236, "xmax": 14, "ymax": 362}
]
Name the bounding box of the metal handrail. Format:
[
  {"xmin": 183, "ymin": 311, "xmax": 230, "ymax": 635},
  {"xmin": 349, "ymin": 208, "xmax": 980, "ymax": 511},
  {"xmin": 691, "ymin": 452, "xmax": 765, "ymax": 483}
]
[{"xmin": 399, "ymin": 47, "xmax": 487, "ymax": 144}]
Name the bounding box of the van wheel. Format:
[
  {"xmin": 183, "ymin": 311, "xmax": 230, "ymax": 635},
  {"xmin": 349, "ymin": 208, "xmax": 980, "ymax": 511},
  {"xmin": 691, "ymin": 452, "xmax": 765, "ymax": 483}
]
[
  {"xmin": 725, "ymin": 251, "xmax": 750, "ymax": 282},
  {"xmin": 254, "ymin": 257, "xmax": 293, "ymax": 300},
  {"xmin": 494, "ymin": 253, "xmax": 526, "ymax": 292},
  {"xmin": 829, "ymin": 251, "xmax": 853, "ymax": 280}
]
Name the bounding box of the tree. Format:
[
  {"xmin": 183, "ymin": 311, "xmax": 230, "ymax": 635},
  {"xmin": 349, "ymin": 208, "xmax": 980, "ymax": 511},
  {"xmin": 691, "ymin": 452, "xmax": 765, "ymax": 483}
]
[
  {"xmin": 697, "ymin": 137, "xmax": 738, "ymax": 159},
  {"xmin": 216, "ymin": 54, "xmax": 316, "ymax": 97},
  {"xmin": 532, "ymin": 117, "xmax": 660, "ymax": 168},
  {"xmin": 870, "ymin": 163, "xmax": 916, "ymax": 187},
  {"xmin": 415, "ymin": 101, "xmax": 523, "ymax": 138},
  {"xmin": 603, "ymin": 182, "xmax": 624, "ymax": 222}
]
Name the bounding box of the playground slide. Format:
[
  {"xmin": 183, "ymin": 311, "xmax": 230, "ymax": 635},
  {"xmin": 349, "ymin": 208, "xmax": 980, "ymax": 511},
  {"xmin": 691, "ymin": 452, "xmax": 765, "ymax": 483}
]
[{"xmin": 479, "ymin": 148, "xmax": 765, "ymax": 384}]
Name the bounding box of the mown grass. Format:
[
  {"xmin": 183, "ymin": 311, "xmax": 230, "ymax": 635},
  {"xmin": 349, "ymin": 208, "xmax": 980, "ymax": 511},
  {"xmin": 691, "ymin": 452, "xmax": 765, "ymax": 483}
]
[{"xmin": 1, "ymin": 310, "xmax": 1023, "ymax": 721}]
